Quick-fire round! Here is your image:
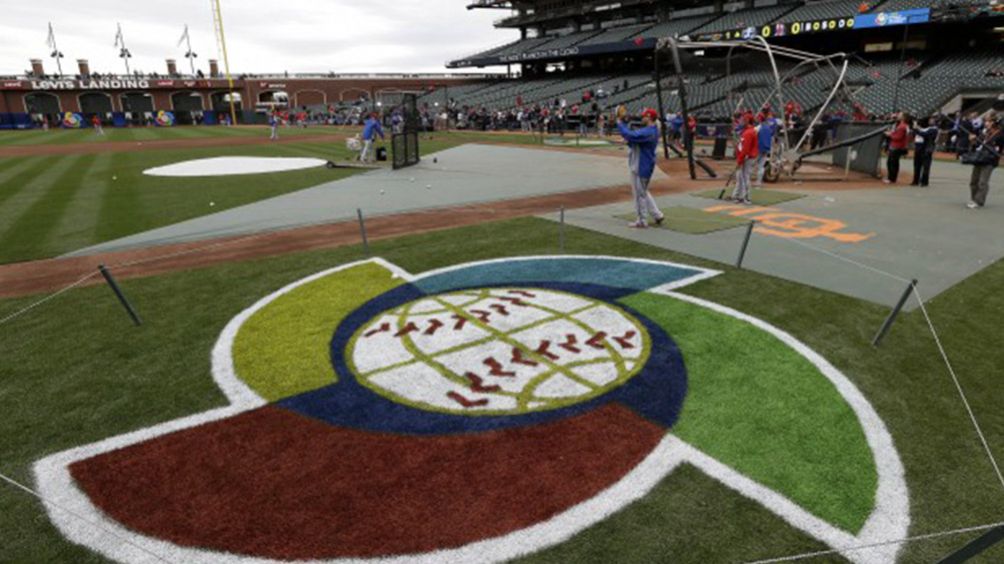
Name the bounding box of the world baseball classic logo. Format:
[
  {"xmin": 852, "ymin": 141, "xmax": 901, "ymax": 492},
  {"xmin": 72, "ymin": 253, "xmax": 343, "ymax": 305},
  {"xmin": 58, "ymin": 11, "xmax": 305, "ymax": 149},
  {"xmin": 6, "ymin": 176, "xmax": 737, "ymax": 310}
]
[{"xmin": 34, "ymin": 256, "xmax": 909, "ymax": 563}]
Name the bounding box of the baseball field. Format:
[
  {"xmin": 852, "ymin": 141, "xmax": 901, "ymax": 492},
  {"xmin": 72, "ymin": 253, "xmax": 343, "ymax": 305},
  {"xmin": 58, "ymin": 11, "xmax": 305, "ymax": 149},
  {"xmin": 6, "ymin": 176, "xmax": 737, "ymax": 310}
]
[{"xmin": 1, "ymin": 124, "xmax": 1003, "ymax": 563}]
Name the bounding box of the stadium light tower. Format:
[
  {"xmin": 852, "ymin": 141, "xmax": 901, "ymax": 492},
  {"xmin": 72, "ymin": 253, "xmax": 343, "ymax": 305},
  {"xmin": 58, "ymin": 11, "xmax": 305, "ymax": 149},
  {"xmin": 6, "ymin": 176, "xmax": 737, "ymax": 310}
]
[
  {"xmin": 114, "ymin": 23, "xmax": 133, "ymax": 75},
  {"xmin": 211, "ymin": 0, "xmax": 239, "ymax": 126},
  {"xmin": 178, "ymin": 24, "xmax": 198, "ymax": 76},
  {"xmin": 46, "ymin": 23, "xmax": 65, "ymax": 76}
]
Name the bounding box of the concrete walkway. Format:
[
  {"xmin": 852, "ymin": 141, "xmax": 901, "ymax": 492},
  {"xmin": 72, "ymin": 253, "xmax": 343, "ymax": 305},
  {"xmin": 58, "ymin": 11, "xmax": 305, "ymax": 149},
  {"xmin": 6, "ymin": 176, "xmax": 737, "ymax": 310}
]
[
  {"xmin": 68, "ymin": 144, "xmax": 651, "ymax": 257},
  {"xmin": 547, "ymin": 159, "xmax": 1003, "ymax": 310}
]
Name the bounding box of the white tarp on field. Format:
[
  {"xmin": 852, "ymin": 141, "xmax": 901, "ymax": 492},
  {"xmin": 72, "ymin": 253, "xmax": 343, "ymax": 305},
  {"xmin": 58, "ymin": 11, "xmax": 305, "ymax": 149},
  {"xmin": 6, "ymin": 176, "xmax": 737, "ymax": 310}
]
[{"xmin": 144, "ymin": 157, "xmax": 327, "ymax": 177}]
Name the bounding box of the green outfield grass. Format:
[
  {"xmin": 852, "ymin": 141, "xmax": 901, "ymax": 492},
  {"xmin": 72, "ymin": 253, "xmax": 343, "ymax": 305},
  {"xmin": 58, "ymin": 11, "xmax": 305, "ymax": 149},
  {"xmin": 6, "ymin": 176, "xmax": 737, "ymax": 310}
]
[
  {"xmin": 0, "ymin": 142, "xmax": 359, "ymax": 263},
  {"xmin": 1, "ymin": 218, "xmax": 1002, "ymax": 562},
  {"xmin": 0, "ymin": 125, "xmax": 345, "ymax": 146},
  {"xmin": 0, "ymin": 128, "xmax": 578, "ymax": 264},
  {"xmin": 0, "ymin": 125, "xmax": 560, "ymax": 147}
]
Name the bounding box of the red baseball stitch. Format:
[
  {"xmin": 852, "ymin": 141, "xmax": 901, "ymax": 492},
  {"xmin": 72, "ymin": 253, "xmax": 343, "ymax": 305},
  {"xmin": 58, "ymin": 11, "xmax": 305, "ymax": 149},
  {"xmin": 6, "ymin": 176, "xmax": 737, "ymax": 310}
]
[
  {"xmin": 559, "ymin": 334, "xmax": 581, "ymax": 353},
  {"xmin": 535, "ymin": 340, "xmax": 560, "ymax": 360},
  {"xmin": 511, "ymin": 347, "xmax": 539, "ymax": 366},
  {"xmin": 363, "ymin": 322, "xmax": 391, "ymax": 338},
  {"xmin": 613, "ymin": 330, "xmax": 637, "ymax": 349},
  {"xmin": 424, "ymin": 319, "xmax": 444, "ymax": 335},
  {"xmin": 393, "ymin": 322, "xmax": 419, "ymax": 337},
  {"xmin": 586, "ymin": 331, "xmax": 608, "ymax": 349},
  {"xmin": 469, "ymin": 309, "xmax": 493, "ymax": 323},
  {"xmin": 447, "ymin": 391, "xmax": 489, "ymax": 408},
  {"xmin": 484, "ymin": 357, "xmax": 516, "ymax": 377},
  {"xmin": 489, "ymin": 304, "xmax": 510, "ymax": 316},
  {"xmin": 465, "ymin": 372, "xmax": 501, "ymax": 393}
]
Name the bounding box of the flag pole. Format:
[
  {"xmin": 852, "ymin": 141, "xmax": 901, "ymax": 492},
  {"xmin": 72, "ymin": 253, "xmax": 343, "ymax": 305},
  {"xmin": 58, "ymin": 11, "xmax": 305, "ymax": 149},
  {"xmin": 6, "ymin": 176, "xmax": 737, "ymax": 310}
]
[
  {"xmin": 211, "ymin": 0, "xmax": 239, "ymax": 126},
  {"xmin": 180, "ymin": 25, "xmax": 196, "ymax": 76},
  {"xmin": 115, "ymin": 23, "xmax": 132, "ymax": 75},
  {"xmin": 47, "ymin": 23, "xmax": 64, "ymax": 76}
]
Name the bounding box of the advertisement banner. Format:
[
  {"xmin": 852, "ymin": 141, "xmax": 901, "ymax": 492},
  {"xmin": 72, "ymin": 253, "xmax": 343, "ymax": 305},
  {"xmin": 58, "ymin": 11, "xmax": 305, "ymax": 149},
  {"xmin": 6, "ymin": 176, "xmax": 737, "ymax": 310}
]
[
  {"xmin": 854, "ymin": 8, "xmax": 930, "ymax": 29},
  {"xmin": 154, "ymin": 110, "xmax": 175, "ymax": 127},
  {"xmin": 61, "ymin": 112, "xmax": 84, "ymax": 128}
]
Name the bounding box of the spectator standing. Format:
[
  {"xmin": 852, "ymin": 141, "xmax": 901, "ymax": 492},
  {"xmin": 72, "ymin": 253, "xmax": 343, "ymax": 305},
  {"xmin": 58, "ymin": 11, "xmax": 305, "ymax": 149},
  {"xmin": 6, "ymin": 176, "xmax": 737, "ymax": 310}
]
[
  {"xmin": 911, "ymin": 116, "xmax": 937, "ymax": 187},
  {"xmin": 966, "ymin": 114, "xmax": 1003, "ymax": 209},
  {"xmin": 883, "ymin": 113, "xmax": 910, "ymax": 183},
  {"xmin": 731, "ymin": 115, "xmax": 759, "ymax": 204},
  {"xmin": 617, "ymin": 108, "xmax": 665, "ymax": 228}
]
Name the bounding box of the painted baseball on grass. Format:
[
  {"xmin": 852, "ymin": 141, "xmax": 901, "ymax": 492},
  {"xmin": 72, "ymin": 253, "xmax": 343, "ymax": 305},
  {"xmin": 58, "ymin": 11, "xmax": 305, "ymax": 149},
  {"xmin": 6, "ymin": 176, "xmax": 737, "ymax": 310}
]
[{"xmin": 34, "ymin": 256, "xmax": 909, "ymax": 564}]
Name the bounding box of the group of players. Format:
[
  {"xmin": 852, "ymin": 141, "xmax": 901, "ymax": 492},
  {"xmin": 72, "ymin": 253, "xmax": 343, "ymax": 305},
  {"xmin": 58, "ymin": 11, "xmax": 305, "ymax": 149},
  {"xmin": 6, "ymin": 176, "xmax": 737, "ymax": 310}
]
[{"xmin": 332, "ymin": 96, "xmax": 1001, "ymax": 225}]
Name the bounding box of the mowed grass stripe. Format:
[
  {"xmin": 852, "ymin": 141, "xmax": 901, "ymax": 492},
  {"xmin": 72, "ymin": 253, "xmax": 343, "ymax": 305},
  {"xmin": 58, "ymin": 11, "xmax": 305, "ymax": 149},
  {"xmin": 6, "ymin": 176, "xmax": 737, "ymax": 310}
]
[
  {"xmin": 3, "ymin": 129, "xmax": 79, "ymax": 146},
  {"xmin": 0, "ymin": 155, "xmax": 44, "ymax": 179},
  {"xmin": 0, "ymin": 156, "xmax": 58, "ymax": 209},
  {"xmin": 160, "ymin": 127, "xmax": 213, "ymax": 140},
  {"xmin": 273, "ymin": 142, "xmax": 336, "ymax": 159},
  {"xmin": 44, "ymin": 152, "xmax": 114, "ymax": 255},
  {"xmin": 0, "ymin": 154, "xmax": 90, "ymax": 262},
  {"xmin": 95, "ymin": 151, "xmax": 147, "ymax": 243},
  {"xmin": 129, "ymin": 128, "xmax": 165, "ymax": 141}
]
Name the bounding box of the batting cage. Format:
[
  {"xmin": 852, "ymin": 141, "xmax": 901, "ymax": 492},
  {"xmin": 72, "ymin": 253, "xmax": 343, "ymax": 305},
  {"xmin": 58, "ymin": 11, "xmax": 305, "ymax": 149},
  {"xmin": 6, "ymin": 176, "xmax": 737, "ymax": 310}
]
[
  {"xmin": 392, "ymin": 93, "xmax": 421, "ymax": 170},
  {"xmin": 653, "ymin": 37, "xmax": 885, "ymax": 182}
]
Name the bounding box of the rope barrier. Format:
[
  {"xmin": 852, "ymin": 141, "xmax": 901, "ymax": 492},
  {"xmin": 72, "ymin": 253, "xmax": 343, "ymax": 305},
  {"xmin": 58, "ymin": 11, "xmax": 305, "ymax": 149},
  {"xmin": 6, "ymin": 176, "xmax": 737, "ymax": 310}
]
[
  {"xmin": 0, "ymin": 472, "xmax": 175, "ymax": 563},
  {"xmin": 914, "ymin": 286, "xmax": 1004, "ymax": 492},
  {"xmin": 0, "ymin": 271, "xmax": 99, "ymax": 328},
  {"xmin": 744, "ymin": 520, "xmax": 1004, "ymax": 563}
]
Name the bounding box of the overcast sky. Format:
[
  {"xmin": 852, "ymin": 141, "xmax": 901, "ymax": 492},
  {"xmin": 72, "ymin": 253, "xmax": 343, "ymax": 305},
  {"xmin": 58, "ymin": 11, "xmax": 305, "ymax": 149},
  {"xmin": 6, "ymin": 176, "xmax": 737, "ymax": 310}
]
[{"xmin": 0, "ymin": 1, "xmax": 518, "ymax": 76}]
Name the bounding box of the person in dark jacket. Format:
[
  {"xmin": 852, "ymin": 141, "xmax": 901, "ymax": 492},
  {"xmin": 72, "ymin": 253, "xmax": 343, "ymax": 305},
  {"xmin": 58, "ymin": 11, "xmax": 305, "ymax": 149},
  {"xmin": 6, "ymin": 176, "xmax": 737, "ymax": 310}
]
[
  {"xmin": 617, "ymin": 108, "xmax": 665, "ymax": 228},
  {"xmin": 967, "ymin": 114, "xmax": 1003, "ymax": 209},
  {"xmin": 911, "ymin": 116, "xmax": 938, "ymax": 187}
]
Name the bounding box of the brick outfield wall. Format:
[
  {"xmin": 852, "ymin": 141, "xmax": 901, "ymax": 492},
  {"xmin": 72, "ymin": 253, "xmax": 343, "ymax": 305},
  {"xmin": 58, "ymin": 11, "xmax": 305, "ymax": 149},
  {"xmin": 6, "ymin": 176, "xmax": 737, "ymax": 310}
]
[{"xmin": 0, "ymin": 77, "xmax": 483, "ymax": 114}]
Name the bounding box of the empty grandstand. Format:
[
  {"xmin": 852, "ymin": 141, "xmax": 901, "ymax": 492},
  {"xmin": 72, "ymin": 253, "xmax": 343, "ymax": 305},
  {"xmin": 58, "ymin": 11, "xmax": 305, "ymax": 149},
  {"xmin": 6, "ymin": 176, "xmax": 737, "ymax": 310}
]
[{"xmin": 441, "ymin": 0, "xmax": 1003, "ymax": 124}]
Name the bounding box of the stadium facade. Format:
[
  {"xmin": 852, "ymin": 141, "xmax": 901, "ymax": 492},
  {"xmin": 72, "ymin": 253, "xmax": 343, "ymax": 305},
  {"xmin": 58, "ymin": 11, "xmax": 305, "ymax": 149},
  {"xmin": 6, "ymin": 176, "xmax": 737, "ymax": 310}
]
[{"xmin": 0, "ymin": 57, "xmax": 490, "ymax": 128}]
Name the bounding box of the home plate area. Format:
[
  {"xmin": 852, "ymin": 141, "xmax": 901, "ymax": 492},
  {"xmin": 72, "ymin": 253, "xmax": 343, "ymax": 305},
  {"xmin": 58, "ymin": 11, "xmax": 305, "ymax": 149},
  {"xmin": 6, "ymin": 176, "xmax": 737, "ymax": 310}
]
[{"xmin": 36, "ymin": 257, "xmax": 908, "ymax": 564}]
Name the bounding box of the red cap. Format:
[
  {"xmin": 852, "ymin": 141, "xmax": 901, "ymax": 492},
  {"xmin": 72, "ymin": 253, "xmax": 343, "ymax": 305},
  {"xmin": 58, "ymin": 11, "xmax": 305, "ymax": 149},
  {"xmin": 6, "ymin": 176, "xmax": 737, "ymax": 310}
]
[{"xmin": 641, "ymin": 108, "xmax": 659, "ymax": 121}]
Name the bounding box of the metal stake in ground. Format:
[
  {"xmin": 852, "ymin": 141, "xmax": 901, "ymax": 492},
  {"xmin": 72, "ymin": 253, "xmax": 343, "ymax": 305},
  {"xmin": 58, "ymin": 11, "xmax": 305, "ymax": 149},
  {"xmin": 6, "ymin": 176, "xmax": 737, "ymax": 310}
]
[
  {"xmin": 98, "ymin": 264, "xmax": 141, "ymax": 326},
  {"xmin": 872, "ymin": 279, "xmax": 917, "ymax": 347},
  {"xmin": 357, "ymin": 208, "xmax": 370, "ymax": 256},
  {"xmin": 559, "ymin": 206, "xmax": 565, "ymax": 253},
  {"xmin": 736, "ymin": 220, "xmax": 756, "ymax": 269}
]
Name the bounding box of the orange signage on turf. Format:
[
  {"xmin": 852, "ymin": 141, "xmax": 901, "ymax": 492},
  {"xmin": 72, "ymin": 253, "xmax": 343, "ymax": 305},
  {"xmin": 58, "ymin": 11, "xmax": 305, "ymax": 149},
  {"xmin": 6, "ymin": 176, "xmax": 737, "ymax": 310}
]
[{"xmin": 704, "ymin": 205, "xmax": 874, "ymax": 243}]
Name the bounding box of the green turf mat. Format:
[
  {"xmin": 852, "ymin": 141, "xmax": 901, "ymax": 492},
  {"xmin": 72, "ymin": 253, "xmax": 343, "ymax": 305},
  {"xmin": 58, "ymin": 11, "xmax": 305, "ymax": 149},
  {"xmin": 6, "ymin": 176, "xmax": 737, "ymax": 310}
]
[
  {"xmin": 2, "ymin": 218, "xmax": 1004, "ymax": 562},
  {"xmin": 690, "ymin": 188, "xmax": 806, "ymax": 206},
  {"xmin": 615, "ymin": 207, "xmax": 748, "ymax": 234}
]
